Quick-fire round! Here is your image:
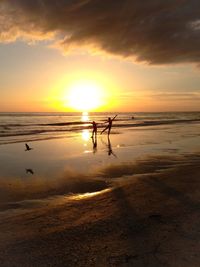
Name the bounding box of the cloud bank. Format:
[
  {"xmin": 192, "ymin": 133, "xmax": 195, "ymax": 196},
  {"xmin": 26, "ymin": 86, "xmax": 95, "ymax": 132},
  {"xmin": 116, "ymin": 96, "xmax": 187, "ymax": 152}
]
[
  {"xmin": 1, "ymin": 0, "xmax": 200, "ymax": 64},
  {"xmin": 149, "ymin": 92, "xmax": 200, "ymax": 101}
]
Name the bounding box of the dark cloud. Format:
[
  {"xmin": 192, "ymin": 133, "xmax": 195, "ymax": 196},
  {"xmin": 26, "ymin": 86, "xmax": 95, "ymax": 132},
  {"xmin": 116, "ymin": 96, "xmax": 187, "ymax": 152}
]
[{"xmin": 1, "ymin": 0, "xmax": 200, "ymax": 64}]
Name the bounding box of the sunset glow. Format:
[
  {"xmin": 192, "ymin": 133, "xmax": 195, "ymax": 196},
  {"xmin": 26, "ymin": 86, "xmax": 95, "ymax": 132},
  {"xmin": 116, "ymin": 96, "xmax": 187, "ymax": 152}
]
[
  {"xmin": 1, "ymin": 2, "xmax": 200, "ymax": 266},
  {"xmin": 0, "ymin": 1, "xmax": 200, "ymax": 112},
  {"xmin": 64, "ymin": 80, "xmax": 103, "ymax": 111}
]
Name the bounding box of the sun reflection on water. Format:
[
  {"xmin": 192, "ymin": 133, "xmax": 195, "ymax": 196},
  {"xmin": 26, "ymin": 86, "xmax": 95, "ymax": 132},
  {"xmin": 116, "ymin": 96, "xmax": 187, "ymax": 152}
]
[
  {"xmin": 81, "ymin": 112, "xmax": 91, "ymax": 149},
  {"xmin": 82, "ymin": 129, "xmax": 90, "ymax": 142},
  {"xmin": 81, "ymin": 111, "xmax": 89, "ymax": 122}
]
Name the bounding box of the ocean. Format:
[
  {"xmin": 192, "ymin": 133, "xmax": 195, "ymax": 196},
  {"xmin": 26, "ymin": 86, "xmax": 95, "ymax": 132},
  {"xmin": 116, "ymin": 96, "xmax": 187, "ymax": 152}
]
[
  {"xmin": 1, "ymin": 111, "xmax": 200, "ymax": 145},
  {"xmin": 0, "ymin": 111, "xmax": 200, "ymax": 207}
]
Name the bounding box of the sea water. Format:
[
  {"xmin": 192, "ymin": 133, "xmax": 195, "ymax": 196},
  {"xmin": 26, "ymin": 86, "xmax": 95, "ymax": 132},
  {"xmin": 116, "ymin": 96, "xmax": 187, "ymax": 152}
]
[
  {"xmin": 0, "ymin": 112, "xmax": 200, "ymax": 207},
  {"xmin": 0, "ymin": 111, "xmax": 200, "ymax": 145}
]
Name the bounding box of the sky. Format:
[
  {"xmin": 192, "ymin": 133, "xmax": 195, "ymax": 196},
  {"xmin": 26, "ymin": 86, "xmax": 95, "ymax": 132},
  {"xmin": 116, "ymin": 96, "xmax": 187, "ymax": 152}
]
[{"xmin": 0, "ymin": 0, "xmax": 200, "ymax": 112}]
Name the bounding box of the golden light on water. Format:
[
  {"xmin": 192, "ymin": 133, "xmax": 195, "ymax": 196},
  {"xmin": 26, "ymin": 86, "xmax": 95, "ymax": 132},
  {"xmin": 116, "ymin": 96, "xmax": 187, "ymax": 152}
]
[
  {"xmin": 82, "ymin": 129, "xmax": 90, "ymax": 142},
  {"xmin": 81, "ymin": 111, "xmax": 89, "ymax": 122},
  {"xmin": 81, "ymin": 112, "xmax": 90, "ymax": 149}
]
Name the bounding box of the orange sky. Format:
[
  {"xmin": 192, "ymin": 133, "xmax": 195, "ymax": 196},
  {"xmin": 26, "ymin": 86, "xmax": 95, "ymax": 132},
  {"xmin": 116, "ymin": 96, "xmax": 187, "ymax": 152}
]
[{"xmin": 1, "ymin": 1, "xmax": 200, "ymax": 112}]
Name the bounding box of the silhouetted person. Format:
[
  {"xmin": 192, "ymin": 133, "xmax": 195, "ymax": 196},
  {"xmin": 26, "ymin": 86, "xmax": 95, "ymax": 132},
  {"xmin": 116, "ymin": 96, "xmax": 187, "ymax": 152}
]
[
  {"xmin": 101, "ymin": 115, "xmax": 117, "ymax": 136},
  {"xmin": 91, "ymin": 121, "xmax": 97, "ymax": 138},
  {"xmin": 25, "ymin": 143, "xmax": 33, "ymax": 151},
  {"xmin": 26, "ymin": 168, "xmax": 34, "ymax": 175}
]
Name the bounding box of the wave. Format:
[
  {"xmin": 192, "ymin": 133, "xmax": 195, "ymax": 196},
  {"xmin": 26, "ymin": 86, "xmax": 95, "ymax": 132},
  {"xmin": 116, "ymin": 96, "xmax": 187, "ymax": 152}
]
[{"xmin": 0, "ymin": 118, "xmax": 200, "ymax": 143}]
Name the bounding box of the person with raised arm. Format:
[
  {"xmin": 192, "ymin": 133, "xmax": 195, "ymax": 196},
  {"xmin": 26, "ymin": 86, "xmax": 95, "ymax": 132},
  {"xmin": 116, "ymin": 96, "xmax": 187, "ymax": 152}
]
[{"xmin": 101, "ymin": 115, "xmax": 117, "ymax": 136}]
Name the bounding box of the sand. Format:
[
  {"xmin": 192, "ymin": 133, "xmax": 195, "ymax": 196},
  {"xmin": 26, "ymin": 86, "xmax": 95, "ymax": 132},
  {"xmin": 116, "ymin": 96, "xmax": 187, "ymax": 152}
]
[{"xmin": 0, "ymin": 153, "xmax": 200, "ymax": 267}]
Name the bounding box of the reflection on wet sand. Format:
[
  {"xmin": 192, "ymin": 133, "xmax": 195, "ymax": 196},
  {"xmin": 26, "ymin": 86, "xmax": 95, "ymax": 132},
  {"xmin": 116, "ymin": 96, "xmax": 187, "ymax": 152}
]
[
  {"xmin": 92, "ymin": 135, "xmax": 97, "ymax": 154},
  {"xmin": 1, "ymin": 153, "xmax": 200, "ymax": 267},
  {"xmin": 26, "ymin": 168, "xmax": 34, "ymax": 175},
  {"xmin": 1, "ymin": 152, "xmax": 200, "ymax": 213},
  {"xmin": 1, "ymin": 113, "xmax": 200, "ymax": 214},
  {"xmin": 107, "ymin": 136, "xmax": 117, "ymax": 157},
  {"xmin": 82, "ymin": 129, "xmax": 90, "ymax": 142},
  {"xmin": 101, "ymin": 136, "xmax": 117, "ymax": 157},
  {"xmin": 68, "ymin": 188, "xmax": 111, "ymax": 201},
  {"xmin": 0, "ymin": 168, "xmax": 109, "ymax": 208}
]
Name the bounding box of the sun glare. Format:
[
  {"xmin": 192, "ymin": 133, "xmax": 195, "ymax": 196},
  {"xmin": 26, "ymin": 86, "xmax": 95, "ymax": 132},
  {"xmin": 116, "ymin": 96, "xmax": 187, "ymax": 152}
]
[
  {"xmin": 81, "ymin": 111, "xmax": 89, "ymax": 122},
  {"xmin": 82, "ymin": 129, "xmax": 90, "ymax": 141},
  {"xmin": 68, "ymin": 81, "xmax": 103, "ymax": 111}
]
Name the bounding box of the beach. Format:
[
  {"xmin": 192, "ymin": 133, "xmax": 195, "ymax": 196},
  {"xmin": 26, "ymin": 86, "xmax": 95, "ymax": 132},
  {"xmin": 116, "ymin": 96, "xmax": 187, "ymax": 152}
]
[
  {"xmin": 0, "ymin": 112, "xmax": 200, "ymax": 266},
  {"xmin": 2, "ymin": 1, "xmax": 200, "ymax": 266}
]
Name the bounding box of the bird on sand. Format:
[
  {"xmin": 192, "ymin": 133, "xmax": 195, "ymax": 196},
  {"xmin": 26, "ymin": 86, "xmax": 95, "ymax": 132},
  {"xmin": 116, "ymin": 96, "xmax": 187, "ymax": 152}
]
[{"xmin": 25, "ymin": 143, "xmax": 33, "ymax": 151}]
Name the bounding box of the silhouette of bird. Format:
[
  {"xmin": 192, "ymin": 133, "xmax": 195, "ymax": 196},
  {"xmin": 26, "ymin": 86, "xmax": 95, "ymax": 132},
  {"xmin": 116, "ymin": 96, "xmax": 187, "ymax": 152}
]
[
  {"xmin": 26, "ymin": 168, "xmax": 34, "ymax": 175},
  {"xmin": 25, "ymin": 143, "xmax": 33, "ymax": 151}
]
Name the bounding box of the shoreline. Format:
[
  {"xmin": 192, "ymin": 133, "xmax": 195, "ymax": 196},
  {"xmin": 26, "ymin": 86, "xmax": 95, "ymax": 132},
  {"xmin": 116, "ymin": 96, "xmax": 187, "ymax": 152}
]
[{"xmin": 0, "ymin": 153, "xmax": 200, "ymax": 266}]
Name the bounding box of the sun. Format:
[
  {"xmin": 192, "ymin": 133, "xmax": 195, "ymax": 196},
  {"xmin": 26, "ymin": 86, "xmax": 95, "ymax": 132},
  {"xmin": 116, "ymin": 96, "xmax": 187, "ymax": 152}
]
[{"xmin": 67, "ymin": 80, "xmax": 103, "ymax": 111}]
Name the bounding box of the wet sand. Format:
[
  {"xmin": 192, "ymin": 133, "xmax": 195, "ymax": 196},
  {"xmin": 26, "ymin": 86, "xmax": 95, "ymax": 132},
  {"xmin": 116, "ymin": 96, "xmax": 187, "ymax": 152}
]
[{"xmin": 0, "ymin": 153, "xmax": 200, "ymax": 267}]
